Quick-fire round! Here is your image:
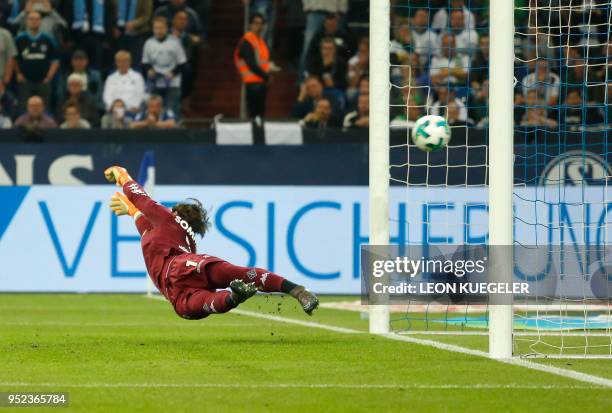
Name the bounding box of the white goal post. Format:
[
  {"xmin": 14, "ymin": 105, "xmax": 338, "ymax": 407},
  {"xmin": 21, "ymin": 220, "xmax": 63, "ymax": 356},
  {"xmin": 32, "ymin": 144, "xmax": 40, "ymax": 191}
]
[
  {"xmin": 368, "ymin": 0, "xmax": 391, "ymax": 334},
  {"xmin": 367, "ymin": 0, "xmax": 515, "ymax": 356},
  {"xmin": 487, "ymin": 0, "xmax": 515, "ymax": 359}
]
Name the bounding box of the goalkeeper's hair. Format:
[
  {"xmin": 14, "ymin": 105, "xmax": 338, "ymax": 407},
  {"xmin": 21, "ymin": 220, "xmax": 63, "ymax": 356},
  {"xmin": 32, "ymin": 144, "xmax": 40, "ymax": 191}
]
[{"xmin": 172, "ymin": 199, "xmax": 210, "ymax": 238}]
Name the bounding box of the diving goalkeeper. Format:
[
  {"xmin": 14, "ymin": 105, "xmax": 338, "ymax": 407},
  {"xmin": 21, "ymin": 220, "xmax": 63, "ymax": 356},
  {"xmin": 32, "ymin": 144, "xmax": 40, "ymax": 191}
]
[{"xmin": 104, "ymin": 166, "xmax": 319, "ymax": 319}]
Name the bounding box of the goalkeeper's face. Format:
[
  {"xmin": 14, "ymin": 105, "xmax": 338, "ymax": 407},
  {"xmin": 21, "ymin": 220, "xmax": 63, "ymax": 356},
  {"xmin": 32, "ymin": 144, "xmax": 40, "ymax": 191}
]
[{"xmin": 172, "ymin": 200, "xmax": 211, "ymax": 238}]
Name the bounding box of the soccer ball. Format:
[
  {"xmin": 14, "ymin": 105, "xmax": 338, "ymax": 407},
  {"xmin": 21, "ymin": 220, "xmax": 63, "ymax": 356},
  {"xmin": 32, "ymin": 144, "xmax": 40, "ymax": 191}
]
[{"xmin": 411, "ymin": 115, "xmax": 451, "ymax": 152}]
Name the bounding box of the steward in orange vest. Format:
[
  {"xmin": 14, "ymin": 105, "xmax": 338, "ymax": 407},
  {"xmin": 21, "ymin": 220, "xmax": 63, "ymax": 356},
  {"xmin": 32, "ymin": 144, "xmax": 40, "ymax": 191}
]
[{"xmin": 234, "ymin": 13, "xmax": 270, "ymax": 118}]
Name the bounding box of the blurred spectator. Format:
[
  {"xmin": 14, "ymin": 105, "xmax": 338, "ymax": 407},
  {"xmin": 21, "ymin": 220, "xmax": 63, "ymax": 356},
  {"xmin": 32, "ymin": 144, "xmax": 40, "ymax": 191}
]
[
  {"xmin": 431, "ymin": 0, "xmax": 475, "ymax": 31},
  {"xmin": 299, "ymin": 0, "xmax": 348, "ymax": 76},
  {"xmin": 115, "ymin": 0, "xmax": 153, "ymax": 68},
  {"xmin": 142, "ymin": 16, "xmax": 186, "ymax": 115},
  {"xmin": 346, "ymin": 36, "xmax": 368, "ymax": 101},
  {"xmin": 598, "ymin": 82, "xmax": 612, "ymax": 121},
  {"xmin": 430, "ymin": 84, "xmax": 469, "ymax": 122},
  {"xmin": 0, "ymin": 107, "xmax": 12, "ymax": 127},
  {"xmin": 563, "ymin": 89, "xmax": 602, "ymax": 127},
  {"xmin": 520, "ymin": 89, "xmax": 557, "ymax": 128},
  {"xmin": 391, "ymin": 52, "xmax": 425, "ymax": 89},
  {"xmin": 446, "ymin": 101, "xmax": 468, "ymax": 126},
  {"xmin": 521, "ymin": 106, "xmax": 557, "ymax": 128},
  {"xmin": 306, "ymin": 36, "xmax": 347, "ymax": 91},
  {"xmin": 347, "ymin": 73, "xmax": 367, "ymax": 110},
  {"xmin": 14, "ymin": 10, "xmax": 60, "ymax": 112},
  {"xmin": 57, "ymin": 73, "xmax": 99, "ymax": 126},
  {"xmin": 521, "ymin": 59, "xmax": 560, "ymax": 107},
  {"xmin": 390, "ymin": 89, "xmax": 423, "ymax": 128},
  {"xmin": 281, "ymin": 0, "xmax": 306, "ymax": 65},
  {"xmin": 299, "ymin": 96, "xmax": 341, "ymax": 128},
  {"xmin": 291, "ymin": 74, "xmax": 341, "ymax": 118},
  {"xmin": 307, "ymin": 12, "xmax": 349, "ymax": 61},
  {"xmin": 514, "ymin": 27, "xmax": 555, "ymax": 62},
  {"xmin": 0, "ymin": 27, "xmax": 17, "ymax": 94},
  {"xmin": 60, "ymin": 0, "xmax": 117, "ymax": 70},
  {"xmin": 12, "ymin": 0, "xmax": 67, "ymax": 42},
  {"xmin": 410, "ymin": 9, "xmax": 439, "ymax": 63},
  {"xmin": 131, "ymin": 94, "xmax": 177, "ymax": 128},
  {"xmin": 343, "ymin": 92, "xmax": 368, "ymax": 129},
  {"xmin": 171, "ymin": 10, "xmax": 198, "ymax": 110},
  {"xmin": 63, "ymin": 50, "xmax": 104, "ymax": 110},
  {"xmin": 470, "ymin": 33, "xmax": 489, "ymax": 87},
  {"xmin": 101, "ymin": 98, "xmax": 132, "ymax": 129},
  {"xmin": 468, "ymin": 79, "xmax": 488, "ymax": 126},
  {"xmin": 154, "ymin": 0, "xmax": 201, "ymax": 39},
  {"xmin": 171, "ymin": 9, "xmax": 200, "ymax": 55},
  {"xmin": 103, "ymin": 50, "xmax": 146, "ymax": 116},
  {"xmin": 429, "ymin": 33, "xmax": 469, "ymax": 86},
  {"xmin": 60, "ymin": 100, "xmax": 91, "ymax": 129},
  {"xmin": 565, "ymin": 57, "xmax": 586, "ymax": 91},
  {"xmin": 243, "ymin": 0, "xmax": 277, "ymax": 49},
  {"xmin": 234, "ymin": 12, "xmax": 270, "ymax": 119},
  {"xmin": 390, "ymin": 23, "xmax": 413, "ymax": 65},
  {"xmin": 14, "ymin": 95, "xmax": 57, "ymax": 129},
  {"xmin": 449, "ymin": 8, "xmax": 478, "ymax": 56},
  {"xmin": 0, "ymin": 85, "xmax": 17, "ymax": 120}
]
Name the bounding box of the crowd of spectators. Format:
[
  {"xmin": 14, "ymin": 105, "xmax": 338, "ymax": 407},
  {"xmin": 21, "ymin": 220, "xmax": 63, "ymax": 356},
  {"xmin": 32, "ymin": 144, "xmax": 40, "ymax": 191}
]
[
  {"xmin": 0, "ymin": 0, "xmax": 206, "ymax": 134},
  {"xmin": 288, "ymin": 0, "xmax": 612, "ymax": 132},
  {"xmin": 0, "ymin": 0, "xmax": 611, "ymax": 134}
]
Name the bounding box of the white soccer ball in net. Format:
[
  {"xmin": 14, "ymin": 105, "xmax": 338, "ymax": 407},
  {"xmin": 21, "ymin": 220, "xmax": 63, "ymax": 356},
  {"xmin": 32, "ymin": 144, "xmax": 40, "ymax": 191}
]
[{"xmin": 411, "ymin": 115, "xmax": 451, "ymax": 152}]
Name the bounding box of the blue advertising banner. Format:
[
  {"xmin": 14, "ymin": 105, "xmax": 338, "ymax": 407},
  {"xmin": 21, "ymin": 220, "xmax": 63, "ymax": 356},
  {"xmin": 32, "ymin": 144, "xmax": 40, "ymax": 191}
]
[{"xmin": 0, "ymin": 185, "xmax": 609, "ymax": 293}]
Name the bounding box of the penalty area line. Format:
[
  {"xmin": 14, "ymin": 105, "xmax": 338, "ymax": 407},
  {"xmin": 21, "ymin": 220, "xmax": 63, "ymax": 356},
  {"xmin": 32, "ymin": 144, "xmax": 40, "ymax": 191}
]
[{"xmin": 144, "ymin": 295, "xmax": 612, "ymax": 388}]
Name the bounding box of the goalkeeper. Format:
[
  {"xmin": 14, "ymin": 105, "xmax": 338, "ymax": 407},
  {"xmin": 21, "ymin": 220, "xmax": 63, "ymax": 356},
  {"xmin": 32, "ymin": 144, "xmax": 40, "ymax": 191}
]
[{"xmin": 104, "ymin": 166, "xmax": 319, "ymax": 319}]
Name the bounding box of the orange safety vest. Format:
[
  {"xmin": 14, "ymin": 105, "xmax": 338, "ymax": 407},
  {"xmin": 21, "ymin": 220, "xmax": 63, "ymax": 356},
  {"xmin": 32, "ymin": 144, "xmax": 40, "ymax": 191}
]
[{"xmin": 234, "ymin": 31, "xmax": 270, "ymax": 84}]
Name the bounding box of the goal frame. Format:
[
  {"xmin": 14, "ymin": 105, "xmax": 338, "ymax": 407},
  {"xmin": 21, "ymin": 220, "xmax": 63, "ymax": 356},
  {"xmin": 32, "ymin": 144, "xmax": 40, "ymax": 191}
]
[
  {"xmin": 368, "ymin": 0, "xmax": 391, "ymax": 334},
  {"xmin": 367, "ymin": 0, "xmax": 515, "ymax": 357}
]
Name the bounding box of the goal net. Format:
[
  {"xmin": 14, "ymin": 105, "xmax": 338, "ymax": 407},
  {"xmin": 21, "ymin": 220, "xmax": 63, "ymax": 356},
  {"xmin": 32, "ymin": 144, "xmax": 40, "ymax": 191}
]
[{"xmin": 370, "ymin": 0, "xmax": 612, "ymax": 358}]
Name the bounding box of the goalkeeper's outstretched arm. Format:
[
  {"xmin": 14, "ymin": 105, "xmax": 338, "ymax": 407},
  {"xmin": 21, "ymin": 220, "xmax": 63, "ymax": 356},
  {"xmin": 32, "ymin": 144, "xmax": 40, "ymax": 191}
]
[
  {"xmin": 105, "ymin": 166, "xmax": 174, "ymax": 227},
  {"xmin": 109, "ymin": 192, "xmax": 152, "ymax": 236}
]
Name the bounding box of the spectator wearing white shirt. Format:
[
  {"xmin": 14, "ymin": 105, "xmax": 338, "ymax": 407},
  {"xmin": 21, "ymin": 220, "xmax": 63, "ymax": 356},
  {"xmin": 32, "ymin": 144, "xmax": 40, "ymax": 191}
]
[
  {"xmin": 103, "ymin": 50, "xmax": 146, "ymax": 116},
  {"xmin": 410, "ymin": 8, "xmax": 439, "ymax": 64},
  {"xmin": 521, "ymin": 59, "xmax": 560, "ymax": 107},
  {"xmin": 142, "ymin": 16, "xmax": 186, "ymax": 116},
  {"xmin": 448, "ymin": 9, "xmax": 478, "ymax": 56},
  {"xmin": 429, "ymin": 33, "xmax": 469, "ymax": 86},
  {"xmin": 431, "ymin": 0, "xmax": 475, "ymax": 32},
  {"xmin": 430, "ymin": 84, "xmax": 469, "ymax": 123}
]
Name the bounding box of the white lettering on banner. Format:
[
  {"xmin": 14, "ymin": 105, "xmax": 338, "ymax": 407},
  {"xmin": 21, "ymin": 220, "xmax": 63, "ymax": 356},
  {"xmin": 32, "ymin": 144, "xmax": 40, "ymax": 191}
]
[
  {"xmin": 0, "ymin": 161, "xmax": 12, "ymax": 185},
  {"xmin": 48, "ymin": 155, "xmax": 94, "ymax": 185},
  {"xmin": 15, "ymin": 155, "xmax": 35, "ymax": 185},
  {"xmin": 0, "ymin": 185, "xmax": 609, "ymax": 294},
  {"xmin": 0, "ymin": 154, "xmax": 94, "ymax": 186}
]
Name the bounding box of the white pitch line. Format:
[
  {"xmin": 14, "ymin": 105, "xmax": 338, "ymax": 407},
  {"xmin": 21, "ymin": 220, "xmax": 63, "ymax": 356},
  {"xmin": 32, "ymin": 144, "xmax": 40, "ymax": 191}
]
[
  {"xmin": 0, "ymin": 382, "xmax": 605, "ymax": 390},
  {"xmin": 383, "ymin": 333, "xmax": 612, "ymax": 388},
  {"xmin": 232, "ymin": 309, "xmax": 362, "ymax": 334},
  {"xmin": 232, "ymin": 308, "xmax": 612, "ymax": 388},
  {"xmin": 145, "ymin": 296, "xmax": 612, "ymax": 388}
]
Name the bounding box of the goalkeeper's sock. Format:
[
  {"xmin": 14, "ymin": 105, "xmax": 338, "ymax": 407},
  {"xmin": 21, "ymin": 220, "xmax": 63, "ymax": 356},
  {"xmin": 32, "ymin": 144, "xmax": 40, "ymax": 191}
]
[{"xmin": 280, "ymin": 279, "xmax": 299, "ymax": 294}]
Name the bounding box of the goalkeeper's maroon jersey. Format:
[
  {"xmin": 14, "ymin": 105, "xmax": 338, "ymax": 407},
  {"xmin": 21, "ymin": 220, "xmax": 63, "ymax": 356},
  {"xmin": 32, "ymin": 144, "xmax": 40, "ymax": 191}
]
[{"xmin": 122, "ymin": 180, "xmax": 203, "ymax": 297}]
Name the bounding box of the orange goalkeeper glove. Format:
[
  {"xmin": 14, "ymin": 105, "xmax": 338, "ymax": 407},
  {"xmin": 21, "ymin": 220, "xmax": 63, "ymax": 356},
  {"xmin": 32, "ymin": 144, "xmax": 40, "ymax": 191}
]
[
  {"xmin": 109, "ymin": 192, "xmax": 140, "ymax": 218},
  {"xmin": 104, "ymin": 166, "xmax": 133, "ymax": 186}
]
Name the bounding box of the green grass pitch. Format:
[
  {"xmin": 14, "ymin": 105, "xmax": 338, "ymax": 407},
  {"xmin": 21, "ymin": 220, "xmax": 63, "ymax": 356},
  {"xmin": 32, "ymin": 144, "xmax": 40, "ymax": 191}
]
[{"xmin": 0, "ymin": 294, "xmax": 610, "ymax": 413}]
